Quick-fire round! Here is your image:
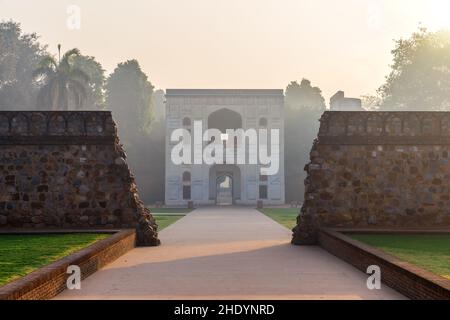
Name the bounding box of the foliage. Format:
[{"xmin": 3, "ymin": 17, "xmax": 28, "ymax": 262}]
[
  {"xmin": 378, "ymin": 28, "xmax": 450, "ymax": 110},
  {"xmin": 0, "ymin": 21, "xmax": 47, "ymax": 109},
  {"xmin": 72, "ymin": 55, "xmax": 106, "ymax": 109},
  {"xmin": 34, "ymin": 47, "xmax": 90, "ymax": 110},
  {"xmin": 284, "ymin": 78, "xmax": 326, "ymax": 202},
  {"xmin": 360, "ymin": 94, "xmax": 381, "ymax": 111},
  {"xmin": 285, "ymin": 79, "xmax": 326, "ymax": 110},
  {"xmin": 105, "ymin": 60, "xmax": 160, "ymax": 204},
  {"xmin": 152, "ymin": 89, "xmax": 166, "ymax": 120},
  {"xmin": 105, "ymin": 59, "xmax": 154, "ymax": 142},
  {"xmin": 127, "ymin": 118, "xmax": 166, "ymax": 204}
]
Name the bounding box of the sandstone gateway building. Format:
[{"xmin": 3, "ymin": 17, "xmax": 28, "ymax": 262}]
[{"xmin": 165, "ymin": 89, "xmax": 285, "ymax": 206}]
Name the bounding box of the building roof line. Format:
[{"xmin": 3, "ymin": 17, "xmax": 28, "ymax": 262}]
[{"xmin": 166, "ymin": 89, "xmax": 284, "ymax": 96}]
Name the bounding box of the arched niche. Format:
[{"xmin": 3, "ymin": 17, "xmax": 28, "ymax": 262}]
[
  {"xmin": 67, "ymin": 114, "xmax": 85, "ymax": 135},
  {"xmin": 85, "ymin": 113, "xmax": 104, "ymax": 135},
  {"xmin": 29, "ymin": 113, "xmax": 47, "ymax": 135},
  {"xmin": 347, "ymin": 115, "xmax": 366, "ymax": 136},
  {"xmin": 403, "ymin": 114, "xmax": 421, "ymax": 136},
  {"xmin": 11, "ymin": 114, "xmax": 29, "ymax": 134},
  {"xmin": 366, "ymin": 115, "xmax": 383, "ymax": 135},
  {"xmin": 208, "ymin": 108, "xmax": 242, "ymax": 133},
  {"xmin": 48, "ymin": 114, "xmax": 67, "ymax": 135},
  {"xmin": 0, "ymin": 115, "xmax": 9, "ymax": 135},
  {"xmin": 385, "ymin": 115, "xmax": 402, "ymax": 136},
  {"xmin": 208, "ymin": 164, "xmax": 241, "ymax": 204},
  {"xmin": 421, "ymin": 116, "xmax": 439, "ymax": 136},
  {"xmin": 441, "ymin": 116, "xmax": 450, "ymax": 137},
  {"xmin": 328, "ymin": 115, "xmax": 346, "ymax": 136}
]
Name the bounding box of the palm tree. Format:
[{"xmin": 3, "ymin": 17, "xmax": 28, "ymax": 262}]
[{"xmin": 34, "ymin": 45, "xmax": 89, "ymax": 110}]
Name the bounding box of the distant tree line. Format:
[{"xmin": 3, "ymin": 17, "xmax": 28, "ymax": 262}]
[
  {"xmin": 1, "ymin": 20, "xmax": 449, "ymax": 203},
  {"xmin": 285, "ymin": 27, "xmax": 450, "ymax": 201},
  {"xmin": 0, "ymin": 20, "xmax": 165, "ymax": 203},
  {"xmin": 284, "ymin": 79, "xmax": 325, "ymax": 203},
  {"xmin": 368, "ymin": 27, "xmax": 450, "ymax": 111}
]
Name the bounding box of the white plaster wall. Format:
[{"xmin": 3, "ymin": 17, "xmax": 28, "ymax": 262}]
[{"xmin": 165, "ymin": 90, "xmax": 285, "ymax": 206}]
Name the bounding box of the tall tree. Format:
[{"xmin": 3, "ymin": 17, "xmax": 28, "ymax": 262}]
[
  {"xmin": 34, "ymin": 47, "xmax": 90, "ymax": 110},
  {"xmin": 105, "ymin": 60, "xmax": 157, "ymax": 204},
  {"xmin": 284, "ymin": 79, "xmax": 326, "ymax": 203},
  {"xmin": 152, "ymin": 89, "xmax": 166, "ymax": 121},
  {"xmin": 378, "ymin": 27, "xmax": 450, "ymax": 110},
  {"xmin": 0, "ymin": 21, "xmax": 47, "ymax": 109},
  {"xmin": 285, "ymin": 79, "xmax": 326, "ymax": 110},
  {"xmin": 129, "ymin": 119, "xmax": 166, "ymax": 204},
  {"xmin": 105, "ymin": 59, "xmax": 154, "ymax": 143},
  {"xmin": 73, "ymin": 55, "xmax": 106, "ymax": 110},
  {"xmin": 361, "ymin": 94, "xmax": 381, "ymax": 111}
]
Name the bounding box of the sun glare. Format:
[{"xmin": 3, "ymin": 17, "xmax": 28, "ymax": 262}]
[{"xmin": 428, "ymin": 0, "xmax": 450, "ymax": 29}]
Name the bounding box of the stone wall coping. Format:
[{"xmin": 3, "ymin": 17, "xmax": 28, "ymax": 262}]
[
  {"xmin": 325, "ymin": 111, "xmax": 450, "ymax": 114},
  {"xmin": 166, "ymin": 89, "xmax": 284, "ymax": 96},
  {"xmin": 317, "ymin": 136, "xmax": 450, "ymax": 145},
  {"xmin": 0, "ymin": 229, "xmax": 135, "ymax": 300},
  {"xmin": 320, "ymin": 228, "xmax": 450, "ymax": 298},
  {"xmin": 0, "ymin": 229, "xmax": 121, "ymax": 235},
  {"xmin": 0, "ymin": 136, "xmax": 115, "ymax": 145},
  {"xmin": 0, "ymin": 111, "xmax": 112, "ymax": 113},
  {"xmin": 0, "ymin": 111, "xmax": 116, "ymax": 141},
  {"xmin": 319, "ymin": 111, "xmax": 450, "ymax": 143}
]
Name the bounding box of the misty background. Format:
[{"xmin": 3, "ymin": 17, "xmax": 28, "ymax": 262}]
[{"xmin": 2, "ymin": 3, "xmax": 450, "ymax": 203}]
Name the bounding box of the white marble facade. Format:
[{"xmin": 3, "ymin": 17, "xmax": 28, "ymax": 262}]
[{"xmin": 165, "ymin": 89, "xmax": 285, "ymax": 206}]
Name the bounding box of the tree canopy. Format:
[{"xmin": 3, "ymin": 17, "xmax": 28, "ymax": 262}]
[
  {"xmin": 34, "ymin": 47, "xmax": 90, "ymax": 110},
  {"xmin": 152, "ymin": 89, "xmax": 166, "ymax": 121},
  {"xmin": 378, "ymin": 28, "xmax": 450, "ymax": 110},
  {"xmin": 73, "ymin": 54, "xmax": 106, "ymax": 110},
  {"xmin": 285, "ymin": 79, "xmax": 326, "ymax": 110},
  {"xmin": 105, "ymin": 60, "xmax": 161, "ymax": 203},
  {"xmin": 0, "ymin": 21, "xmax": 47, "ymax": 109},
  {"xmin": 284, "ymin": 78, "xmax": 326, "ymax": 203},
  {"xmin": 105, "ymin": 59, "xmax": 154, "ymax": 142}
]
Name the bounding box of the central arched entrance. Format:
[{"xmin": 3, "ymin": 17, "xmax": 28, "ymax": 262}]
[
  {"xmin": 209, "ymin": 165, "xmax": 241, "ymax": 205},
  {"xmin": 207, "ymin": 108, "xmax": 243, "ymax": 206},
  {"xmin": 216, "ymin": 175, "xmax": 233, "ymax": 206}
]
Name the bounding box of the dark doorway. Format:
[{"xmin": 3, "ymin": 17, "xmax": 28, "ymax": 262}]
[{"xmin": 216, "ymin": 174, "xmax": 233, "ymax": 206}]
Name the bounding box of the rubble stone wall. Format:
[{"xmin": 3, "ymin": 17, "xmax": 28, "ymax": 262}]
[
  {"xmin": 293, "ymin": 111, "xmax": 450, "ymax": 244},
  {"xmin": 0, "ymin": 111, "xmax": 159, "ymax": 246}
]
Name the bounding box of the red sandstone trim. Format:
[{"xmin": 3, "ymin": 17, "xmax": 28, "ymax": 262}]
[
  {"xmin": 318, "ymin": 228, "xmax": 450, "ymax": 300},
  {"xmin": 0, "ymin": 229, "xmax": 136, "ymax": 300}
]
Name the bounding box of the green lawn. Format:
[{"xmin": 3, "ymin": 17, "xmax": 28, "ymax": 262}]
[
  {"xmin": 155, "ymin": 215, "xmax": 185, "ymax": 230},
  {"xmin": 258, "ymin": 208, "xmax": 299, "ymax": 230},
  {"xmin": 149, "ymin": 208, "xmax": 193, "ymax": 214},
  {"xmin": 0, "ymin": 233, "xmax": 109, "ymax": 286},
  {"xmin": 350, "ymin": 234, "xmax": 450, "ymax": 280}
]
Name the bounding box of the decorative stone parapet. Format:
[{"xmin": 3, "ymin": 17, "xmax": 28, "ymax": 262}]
[
  {"xmin": 0, "ymin": 111, "xmax": 159, "ymax": 246},
  {"xmin": 292, "ymin": 111, "xmax": 450, "ymax": 245},
  {"xmin": 318, "ymin": 111, "xmax": 450, "ymax": 144}
]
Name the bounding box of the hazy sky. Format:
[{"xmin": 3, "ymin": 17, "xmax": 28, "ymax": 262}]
[{"xmin": 1, "ymin": 0, "xmax": 450, "ymax": 101}]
